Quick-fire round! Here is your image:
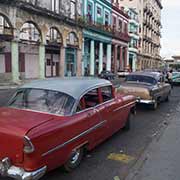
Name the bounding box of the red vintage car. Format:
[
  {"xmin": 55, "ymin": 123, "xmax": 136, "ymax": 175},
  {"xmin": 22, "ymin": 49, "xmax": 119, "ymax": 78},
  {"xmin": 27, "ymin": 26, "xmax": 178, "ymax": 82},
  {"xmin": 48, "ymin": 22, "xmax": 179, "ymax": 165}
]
[{"xmin": 0, "ymin": 78, "xmax": 136, "ymax": 180}]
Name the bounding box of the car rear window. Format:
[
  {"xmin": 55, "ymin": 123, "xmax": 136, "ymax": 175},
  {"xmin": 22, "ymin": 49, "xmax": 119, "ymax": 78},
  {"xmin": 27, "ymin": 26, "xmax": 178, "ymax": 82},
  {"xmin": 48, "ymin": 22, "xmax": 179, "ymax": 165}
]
[
  {"xmin": 126, "ymin": 75, "xmax": 157, "ymax": 85},
  {"xmin": 8, "ymin": 88, "xmax": 75, "ymax": 116}
]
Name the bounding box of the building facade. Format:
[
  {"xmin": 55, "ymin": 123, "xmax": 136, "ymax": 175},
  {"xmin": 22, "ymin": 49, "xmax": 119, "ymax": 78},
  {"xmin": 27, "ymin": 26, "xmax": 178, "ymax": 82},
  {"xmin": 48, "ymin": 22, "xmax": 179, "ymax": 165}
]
[
  {"xmin": 0, "ymin": 0, "xmax": 130, "ymax": 83},
  {"xmin": 81, "ymin": 0, "xmax": 130, "ymax": 76},
  {"xmin": 125, "ymin": 8, "xmax": 139, "ymax": 72},
  {"xmin": 0, "ymin": 0, "xmax": 83, "ymax": 83},
  {"xmin": 119, "ymin": 0, "xmax": 163, "ymax": 70},
  {"xmin": 111, "ymin": 1, "xmax": 130, "ymax": 73}
]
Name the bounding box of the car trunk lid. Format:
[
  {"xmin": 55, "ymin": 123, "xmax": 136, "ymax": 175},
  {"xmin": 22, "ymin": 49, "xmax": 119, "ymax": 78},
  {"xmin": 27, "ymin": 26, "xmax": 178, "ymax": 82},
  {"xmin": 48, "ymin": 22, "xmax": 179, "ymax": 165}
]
[
  {"xmin": 0, "ymin": 107, "xmax": 53, "ymax": 163},
  {"xmin": 117, "ymin": 83, "xmax": 152, "ymax": 99}
]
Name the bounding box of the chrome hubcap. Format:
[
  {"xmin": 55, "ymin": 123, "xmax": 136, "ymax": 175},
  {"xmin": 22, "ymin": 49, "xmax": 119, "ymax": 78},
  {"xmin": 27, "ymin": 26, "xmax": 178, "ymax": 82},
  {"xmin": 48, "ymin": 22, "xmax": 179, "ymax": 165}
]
[{"xmin": 70, "ymin": 150, "xmax": 80, "ymax": 164}]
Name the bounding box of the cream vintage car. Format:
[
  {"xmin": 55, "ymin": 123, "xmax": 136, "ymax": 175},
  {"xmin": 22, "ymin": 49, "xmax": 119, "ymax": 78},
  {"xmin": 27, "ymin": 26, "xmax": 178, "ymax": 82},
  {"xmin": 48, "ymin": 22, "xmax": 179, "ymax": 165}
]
[{"xmin": 117, "ymin": 72, "xmax": 171, "ymax": 110}]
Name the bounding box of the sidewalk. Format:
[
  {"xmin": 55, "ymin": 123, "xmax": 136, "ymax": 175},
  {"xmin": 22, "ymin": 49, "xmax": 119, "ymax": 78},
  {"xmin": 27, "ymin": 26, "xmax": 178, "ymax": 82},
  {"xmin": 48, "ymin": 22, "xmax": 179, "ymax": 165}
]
[{"xmin": 126, "ymin": 102, "xmax": 180, "ymax": 180}]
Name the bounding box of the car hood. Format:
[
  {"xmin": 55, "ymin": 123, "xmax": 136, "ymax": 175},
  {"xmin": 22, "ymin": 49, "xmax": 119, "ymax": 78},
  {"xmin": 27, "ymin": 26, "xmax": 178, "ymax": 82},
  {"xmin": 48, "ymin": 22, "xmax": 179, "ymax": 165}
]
[{"xmin": 0, "ymin": 107, "xmax": 53, "ymax": 136}]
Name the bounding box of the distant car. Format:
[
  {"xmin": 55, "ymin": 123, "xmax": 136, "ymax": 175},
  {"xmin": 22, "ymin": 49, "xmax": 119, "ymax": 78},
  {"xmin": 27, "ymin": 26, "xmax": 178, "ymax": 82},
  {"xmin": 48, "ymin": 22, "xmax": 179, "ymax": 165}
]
[
  {"xmin": 99, "ymin": 70, "xmax": 116, "ymax": 80},
  {"xmin": 117, "ymin": 72, "xmax": 171, "ymax": 110},
  {"xmin": 0, "ymin": 78, "xmax": 136, "ymax": 180},
  {"xmin": 172, "ymin": 72, "xmax": 180, "ymax": 84},
  {"xmin": 117, "ymin": 70, "xmax": 130, "ymax": 78}
]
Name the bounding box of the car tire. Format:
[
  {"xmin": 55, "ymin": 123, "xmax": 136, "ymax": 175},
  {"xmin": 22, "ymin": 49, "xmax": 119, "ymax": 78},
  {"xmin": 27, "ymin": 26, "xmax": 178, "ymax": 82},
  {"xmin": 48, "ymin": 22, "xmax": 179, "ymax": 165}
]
[
  {"xmin": 151, "ymin": 100, "xmax": 158, "ymax": 110},
  {"xmin": 123, "ymin": 113, "xmax": 131, "ymax": 131},
  {"xmin": 64, "ymin": 147, "xmax": 84, "ymax": 172}
]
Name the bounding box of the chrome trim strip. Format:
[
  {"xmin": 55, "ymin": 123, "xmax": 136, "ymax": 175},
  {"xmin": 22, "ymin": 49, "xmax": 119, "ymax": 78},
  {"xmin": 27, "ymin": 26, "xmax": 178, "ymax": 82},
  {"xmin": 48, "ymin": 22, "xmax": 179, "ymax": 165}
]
[
  {"xmin": 42, "ymin": 120, "xmax": 107, "ymax": 157},
  {"xmin": 137, "ymin": 99, "xmax": 156, "ymax": 104},
  {"xmin": 113, "ymin": 101, "xmax": 136, "ymax": 112}
]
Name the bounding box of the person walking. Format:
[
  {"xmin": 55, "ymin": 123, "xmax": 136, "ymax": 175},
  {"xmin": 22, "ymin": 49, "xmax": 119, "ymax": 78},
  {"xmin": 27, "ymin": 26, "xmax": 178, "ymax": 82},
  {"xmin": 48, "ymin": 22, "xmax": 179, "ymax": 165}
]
[{"xmin": 167, "ymin": 70, "xmax": 173, "ymax": 89}]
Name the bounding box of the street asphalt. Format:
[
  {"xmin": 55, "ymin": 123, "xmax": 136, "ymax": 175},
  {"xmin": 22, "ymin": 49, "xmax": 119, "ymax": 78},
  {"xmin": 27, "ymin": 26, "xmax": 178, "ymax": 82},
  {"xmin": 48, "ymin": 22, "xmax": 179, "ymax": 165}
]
[{"xmin": 0, "ymin": 86, "xmax": 180, "ymax": 180}]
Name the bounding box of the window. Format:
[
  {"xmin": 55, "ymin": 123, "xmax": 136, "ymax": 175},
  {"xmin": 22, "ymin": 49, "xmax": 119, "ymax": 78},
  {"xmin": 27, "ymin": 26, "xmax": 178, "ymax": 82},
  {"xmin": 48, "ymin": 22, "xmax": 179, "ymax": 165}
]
[
  {"xmin": 126, "ymin": 75, "xmax": 157, "ymax": 85},
  {"xmin": 51, "ymin": 0, "xmax": 59, "ymax": 13},
  {"xmin": 113, "ymin": 16, "xmax": 117, "ymax": 29},
  {"xmin": 70, "ymin": 0, "xmax": 76, "ymax": 19},
  {"xmin": 9, "ymin": 89, "xmax": 75, "ymax": 116},
  {"xmin": 105, "ymin": 12, "xmax": 110, "ymax": 26},
  {"xmin": 87, "ymin": 2, "xmax": 93, "ymax": 22},
  {"xmin": 77, "ymin": 88, "xmax": 100, "ymax": 112},
  {"xmin": 97, "ymin": 7, "xmax": 102, "ymax": 17},
  {"xmin": 101, "ymin": 86, "xmax": 113, "ymax": 102},
  {"xmin": 118, "ymin": 19, "xmax": 123, "ymax": 32}
]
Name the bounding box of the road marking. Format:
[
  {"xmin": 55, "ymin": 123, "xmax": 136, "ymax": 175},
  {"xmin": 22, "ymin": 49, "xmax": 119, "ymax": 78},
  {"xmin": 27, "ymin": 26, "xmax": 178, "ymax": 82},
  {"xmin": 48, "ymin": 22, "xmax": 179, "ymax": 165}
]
[
  {"xmin": 107, "ymin": 153, "xmax": 135, "ymax": 164},
  {"xmin": 114, "ymin": 176, "xmax": 120, "ymax": 180}
]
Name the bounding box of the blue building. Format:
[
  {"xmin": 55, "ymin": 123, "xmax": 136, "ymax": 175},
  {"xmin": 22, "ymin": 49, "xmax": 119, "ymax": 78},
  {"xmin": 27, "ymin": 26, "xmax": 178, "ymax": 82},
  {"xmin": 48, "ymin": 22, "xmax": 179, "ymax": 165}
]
[{"xmin": 125, "ymin": 8, "xmax": 139, "ymax": 72}]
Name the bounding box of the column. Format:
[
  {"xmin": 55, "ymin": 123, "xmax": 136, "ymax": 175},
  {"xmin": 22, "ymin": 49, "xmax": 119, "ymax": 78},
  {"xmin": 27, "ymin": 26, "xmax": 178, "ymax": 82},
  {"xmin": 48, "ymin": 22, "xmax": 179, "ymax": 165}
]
[
  {"xmin": 39, "ymin": 44, "xmax": 45, "ymax": 79},
  {"xmin": 90, "ymin": 40, "xmax": 95, "ymax": 76},
  {"xmin": 98, "ymin": 42, "xmax": 103, "ymax": 74},
  {"xmin": 60, "ymin": 46, "xmax": 65, "ymax": 77},
  {"xmin": 11, "ymin": 41, "xmax": 19, "ymax": 83},
  {"xmin": 106, "ymin": 44, "xmax": 112, "ymax": 71},
  {"xmin": 124, "ymin": 47, "xmax": 128, "ymax": 70},
  {"xmin": 114, "ymin": 45, "xmax": 118, "ymax": 73},
  {"xmin": 119, "ymin": 46, "xmax": 123, "ymax": 70},
  {"xmin": 77, "ymin": 49, "xmax": 82, "ymax": 76},
  {"xmin": 81, "ymin": 38, "xmax": 85, "ymax": 76},
  {"xmin": 132, "ymin": 55, "xmax": 137, "ymax": 72}
]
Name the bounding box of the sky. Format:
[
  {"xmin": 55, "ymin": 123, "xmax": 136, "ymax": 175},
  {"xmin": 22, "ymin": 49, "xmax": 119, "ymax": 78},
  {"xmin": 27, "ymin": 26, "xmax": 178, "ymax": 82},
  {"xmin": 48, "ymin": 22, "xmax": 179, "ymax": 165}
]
[{"xmin": 161, "ymin": 0, "xmax": 180, "ymax": 58}]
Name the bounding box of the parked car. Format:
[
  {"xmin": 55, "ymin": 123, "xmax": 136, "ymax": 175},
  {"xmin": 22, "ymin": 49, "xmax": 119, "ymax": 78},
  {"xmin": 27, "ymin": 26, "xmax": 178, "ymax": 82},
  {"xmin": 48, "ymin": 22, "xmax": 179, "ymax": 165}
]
[
  {"xmin": 117, "ymin": 70, "xmax": 130, "ymax": 78},
  {"xmin": 172, "ymin": 72, "xmax": 180, "ymax": 84},
  {"xmin": 117, "ymin": 72, "xmax": 171, "ymax": 110},
  {"xmin": 99, "ymin": 70, "xmax": 116, "ymax": 80},
  {"xmin": 0, "ymin": 78, "xmax": 136, "ymax": 180}
]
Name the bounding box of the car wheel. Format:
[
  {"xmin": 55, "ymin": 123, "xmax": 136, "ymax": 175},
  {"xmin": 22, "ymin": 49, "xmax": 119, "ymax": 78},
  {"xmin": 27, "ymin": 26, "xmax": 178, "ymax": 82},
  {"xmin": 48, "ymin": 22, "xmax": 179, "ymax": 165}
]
[
  {"xmin": 64, "ymin": 147, "xmax": 84, "ymax": 172},
  {"xmin": 151, "ymin": 100, "xmax": 158, "ymax": 110},
  {"xmin": 123, "ymin": 113, "xmax": 131, "ymax": 131}
]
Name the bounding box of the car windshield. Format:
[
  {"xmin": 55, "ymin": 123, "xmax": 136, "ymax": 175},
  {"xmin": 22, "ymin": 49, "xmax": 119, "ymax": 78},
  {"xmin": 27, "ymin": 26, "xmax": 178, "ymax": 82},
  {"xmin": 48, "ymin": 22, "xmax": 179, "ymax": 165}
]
[
  {"xmin": 8, "ymin": 88, "xmax": 75, "ymax": 116},
  {"xmin": 126, "ymin": 75, "xmax": 157, "ymax": 85}
]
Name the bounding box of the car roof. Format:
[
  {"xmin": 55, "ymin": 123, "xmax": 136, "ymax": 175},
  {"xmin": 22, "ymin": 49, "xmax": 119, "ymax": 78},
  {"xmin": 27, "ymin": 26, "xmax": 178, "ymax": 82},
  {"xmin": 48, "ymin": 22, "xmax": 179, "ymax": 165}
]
[
  {"xmin": 128, "ymin": 72, "xmax": 162, "ymax": 80},
  {"xmin": 21, "ymin": 77, "xmax": 112, "ymax": 100}
]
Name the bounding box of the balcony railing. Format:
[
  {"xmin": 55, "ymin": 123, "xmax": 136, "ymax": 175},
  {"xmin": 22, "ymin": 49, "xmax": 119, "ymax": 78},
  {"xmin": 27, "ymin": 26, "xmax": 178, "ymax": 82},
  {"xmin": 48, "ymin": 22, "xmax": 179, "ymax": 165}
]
[
  {"xmin": 129, "ymin": 44, "xmax": 138, "ymax": 49},
  {"xmin": 77, "ymin": 16, "xmax": 130, "ymax": 42},
  {"xmin": 77, "ymin": 15, "xmax": 113, "ymax": 34},
  {"xmin": 112, "ymin": 28, "xmax": 130, "ymax": 42}
]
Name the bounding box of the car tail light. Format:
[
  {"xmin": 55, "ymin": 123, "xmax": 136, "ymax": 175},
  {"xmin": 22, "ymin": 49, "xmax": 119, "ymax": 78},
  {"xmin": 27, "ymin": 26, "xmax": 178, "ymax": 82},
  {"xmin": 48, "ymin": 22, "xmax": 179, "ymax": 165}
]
[{"xmin": 23, "ymin": 136, "xmax": 35, "ymax": 154}]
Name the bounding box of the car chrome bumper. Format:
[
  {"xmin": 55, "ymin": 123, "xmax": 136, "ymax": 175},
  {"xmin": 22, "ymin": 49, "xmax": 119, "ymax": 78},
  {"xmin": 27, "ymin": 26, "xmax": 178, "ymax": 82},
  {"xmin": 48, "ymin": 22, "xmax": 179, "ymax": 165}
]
[
  {"xmin": 0, "ymin": 157, "xmax": 47, "ymax": 180},
  {"xmin": 136, "ymin": 97, "xmax": 155, "ymax": 104}
]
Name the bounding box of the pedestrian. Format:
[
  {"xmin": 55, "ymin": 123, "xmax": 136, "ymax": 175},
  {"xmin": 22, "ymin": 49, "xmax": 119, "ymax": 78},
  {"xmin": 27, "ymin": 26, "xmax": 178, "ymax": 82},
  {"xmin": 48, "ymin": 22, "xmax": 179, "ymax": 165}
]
[{"xmin": 167, "ymin": 70, "xmax": 173, "ymax": 89}]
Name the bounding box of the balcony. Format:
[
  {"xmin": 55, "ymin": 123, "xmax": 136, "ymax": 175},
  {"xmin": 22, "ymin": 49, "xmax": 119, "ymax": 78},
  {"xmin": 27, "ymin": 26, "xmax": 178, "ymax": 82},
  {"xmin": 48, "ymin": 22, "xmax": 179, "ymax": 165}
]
[
  {"xmin": 77, "ymin": 16, "xmax": 113, "ymax": 36},
  {"xmin": 129, "ymin": 31, "xmax": 139, "ymax": 40},
  {"xmin": 112, "ymin": 28, "xmax": 130, "ymax": 42},
  {"xmin": 129, "ymin": 44, "xmax": 138, "ymax": 53},
  {"xmin": 78, "ymin": 16, "xmax": 130, "ymax": 42}
]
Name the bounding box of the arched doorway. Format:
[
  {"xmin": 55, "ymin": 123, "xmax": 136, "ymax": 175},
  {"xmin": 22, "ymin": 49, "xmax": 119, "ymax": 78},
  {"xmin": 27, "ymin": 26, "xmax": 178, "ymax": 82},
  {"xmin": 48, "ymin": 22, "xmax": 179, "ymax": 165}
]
[
  {"xmin": 65, "ymin": 32, "xmax": 79, "ymax": 76},
  {"xmin": 46, "ymin": 27, "xmax": 62, "ymax": 77},
  {"xmin": 0, "ymin": 13, "xmax": 13, "ymax": 82},
  {"xmin": 19, "ymin": 21, "xmax": 42, "ymax": 79}
]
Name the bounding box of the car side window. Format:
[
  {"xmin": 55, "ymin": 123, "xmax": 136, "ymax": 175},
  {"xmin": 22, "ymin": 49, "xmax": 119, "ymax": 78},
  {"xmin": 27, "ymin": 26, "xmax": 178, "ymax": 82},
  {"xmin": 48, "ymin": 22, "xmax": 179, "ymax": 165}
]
[
  {"xmin": 101, "ymin": 86, "xmax": 113, "ymax": 102},
  {"xmin": 76, "ymin": 88, "xmax": 100, "ymax": 112}
]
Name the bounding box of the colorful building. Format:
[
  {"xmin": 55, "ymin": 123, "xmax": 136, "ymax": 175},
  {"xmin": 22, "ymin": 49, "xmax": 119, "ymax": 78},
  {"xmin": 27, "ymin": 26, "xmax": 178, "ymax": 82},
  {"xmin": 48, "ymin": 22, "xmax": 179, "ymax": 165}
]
[
  {"xmin": 125, "ymin": 8, "xmax": 139, "ymax": 72},
  {"xmin": 82, "ymin": 0, "xmax": 130, "ymax": 76},
  {"xmin": 0, "ymin": 0, "xmax": 130, "ymax": 84}
]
